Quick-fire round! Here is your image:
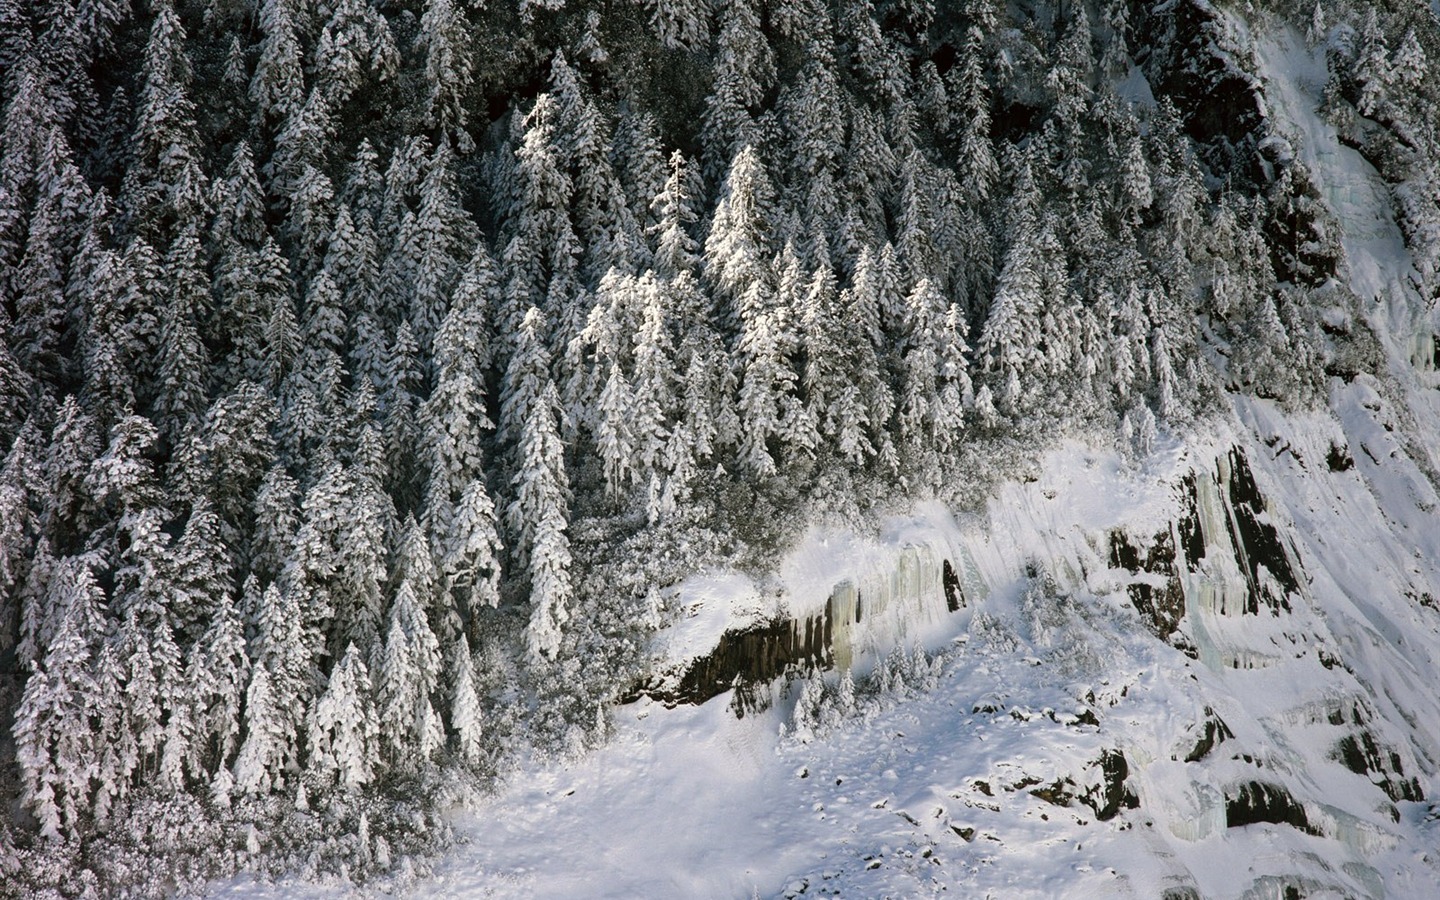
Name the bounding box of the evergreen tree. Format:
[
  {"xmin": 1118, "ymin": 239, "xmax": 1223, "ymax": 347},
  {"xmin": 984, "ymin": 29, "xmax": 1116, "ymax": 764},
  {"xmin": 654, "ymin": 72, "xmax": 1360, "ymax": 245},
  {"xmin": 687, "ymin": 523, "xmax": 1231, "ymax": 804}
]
[
  {"xmin": 315, "ymin": 0, "xmax": 398, "ymax": 108},
  {"xmin": 122, "ymin": 0, "xmax": 208, "ymax": 241},
  {"xmin": 289, "ymin": 164, "xmax": 337, "ymax": 272},
  {"xmin": 211, "ymin": 142, "xmax": 268, "ymax": 251},
  {"xmin": 783, "ymin": 33, "xmax": 845, "ymax": 185},
  {"xmin": 651, "ymin": 151, "xmax": 703, "ymax": 279},
  {"xmin": 647, "ymin": 0, "xmax": 709, "ymax": 50},
  {"xmin": 701, "ymin": 0, "xmax": 774, "ymax": 175},
  {"xmin": 307, "ymin": 643, "xmax": 378, "ymax": 790},
  {"xmin": 218, "ymin": 238, "xmax": 292, "ymax": 387},
  {"xmin": 553, "ymin": 55, "xmax": 643, "ymax": 283},
  {"xmin": 251, "ymin": 0, "xmax": 305, "ymax": 125},
  {"xmin": 503, "ymin": 95, "xmax": 579, "ymax": 324},
  {"xmin": 1354, "ymin": 10, "xmax": 1391, "ymax": 118},
  {"xmin": 801, "ymin": 260, "xmax": 869, "ymax": 464},
  {"xmin": 444, "ymin": 479, "xmax": 503, "ymax": 622},
  {"xmin": 197, "ymin": 586, "xmax": 248, "ymax": 777},
  {"xmin": 232, "ymin": 664, "xmax": 288, "ymax": 796},
  {"xmin": 41, "ymin": 397, "xmax": 100, "ymax": 550},
  {"xmin": 612, "ymin": 106, "xmax": 668, "ymax": 239},
  {"xmin": 978, "ymin": 160, "xmax": 1045, "ymax": 409},
  {"xmin": 705, "ymin": 147, "xmax": 775, "ymax": 318},
  {"xmin": 323, "ymin": 205, "xmax": 381, "ymax": 320},
  {"xmin": 406, "ymin": 144, "xmax": 478, "ymax": 354},
  {"xmin": 595, "ymin": 360, "xmax": 635, "ymax": 499},
  {"xmin": 954, "ymin": 26, "xmax": 997, "ymax": 202},
  {"xmin": 630, "ymin": 274, "xmax": 676, "ymax": 483},
  {"xmin": 422, "ymin": 245, "xmax": 498, "ymax": 544},
  {"xmin": 382, "ymin": 323, "xmax": 424, "ymax": 507},
  {"xmin": 898, "ymin": 277, "xmax": 947, "ymax": 453},
  {"xmin": 735, "ymin": 296, "xmax": 805, "ymax": 477},
  {"xmin": 13, "ymin": 560, "xmax": 104, "ymax": 840},
  {"xmin": 375, "ymin": 583, "xmax": 445, "ymax": 768},
  {"xmin": 448, "ymin": 634, "xmax": 484, "ymax": 765},
  {"xmin": 503, "ymin": 309, "xmax": 573, "ymax": 662},
  {"xmin": 268, "ymin": 90, "xmax": 336, "ymax": 201},
  {"xmin": 11, "ymin": 194, "xmax": 68, "ymax": 383},
  {"xmin": 419, "ymin": 0, "xmax": 474, "ymax": 149},
  {"xmin": 154, "ymin": 246, "xmax": 210, "ymax": 446},
  {"xmin": 375, "ymin": 616, "xmax": 416, "ymax": 765},
  {"xmin": 0, "ymin": 431, "xmax": 41, "ymax": 652}
]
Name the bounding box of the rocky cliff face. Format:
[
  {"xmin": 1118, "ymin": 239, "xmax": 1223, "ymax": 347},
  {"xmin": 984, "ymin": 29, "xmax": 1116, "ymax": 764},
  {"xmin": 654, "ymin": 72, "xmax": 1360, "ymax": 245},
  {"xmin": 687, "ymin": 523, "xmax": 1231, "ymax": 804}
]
[{"xmin": 633, "ymin": 407, "xmax": 1440, "ymax": 895}]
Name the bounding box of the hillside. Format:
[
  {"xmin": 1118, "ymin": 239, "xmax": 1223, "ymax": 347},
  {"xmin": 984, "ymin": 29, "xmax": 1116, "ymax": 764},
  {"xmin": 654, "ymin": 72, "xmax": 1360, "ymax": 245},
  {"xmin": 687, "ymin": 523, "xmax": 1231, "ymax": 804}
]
[{"xmin": 2, "ymin": 0, "xmax": 1440, "ymax": 895}]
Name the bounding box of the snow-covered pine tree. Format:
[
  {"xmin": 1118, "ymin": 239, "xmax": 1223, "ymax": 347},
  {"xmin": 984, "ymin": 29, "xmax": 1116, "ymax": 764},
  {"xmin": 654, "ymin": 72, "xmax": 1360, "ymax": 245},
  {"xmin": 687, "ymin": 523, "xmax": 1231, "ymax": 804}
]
[
  {"xmin": 898, "ymin": 277, "xmax": 946, "ymax": 456},
  {"xmin": 551, "ymin": 54, "xmax": 643, "ymax": 283},
  {"xmin": 629, "ymin": 273, "xmax": 675, "ymax": 485},
  {"xmin": 503, "ymin": 95, "xmax": 580, "ymax": 329},
  {"xmin": 315, "ymin": 0, "xmax": 398, "ymax": 108},
  {"xmin": 381, "ymin": 322, "xmax": 424, "ymax": 508},
  {"xmin": 196, "ymin": 584, "xmax": 248, "ymax": 780},
  {"xmin": 647, "ymin": 0, "xmax": 709, "ymax": 51},
  {"xmin": 232, "ymin": 662, "xmax": 288, "ymax": 796},
  {"xmin": 953, "ymin": 25, "xmax": 997, "ymax": 203},
  {"xmin": 978, "ymin": 159, "xmax": 1045, "ymax": 411},
  {"xmin": 251, "ymin": 0, "xmax": 305, "ymax": 127},
  {"xmin": 121, "ymin": 0, "xmax": 208, "ymax": 242},
  {"xmin": 13, "ymin": 560, "xmax": 103, "ymax": 840},
  {"xmin": 701, "ymin": 0, "xmax": 774, "ymax": 176},
  {"xmin": 307, "ymin": 642, "xmax": 378, "ymax": 790},
  {"xmin": 422, "ymin": 272, "xmax": 495, "ymax": 530},
  {"xmin": 801, "ymin": 259, "xmax": 873, "ymax": 466},
  {"xmin": 650, "ymin": 151, "xmax": 703, "ymax": 280},
  {"xmin": 503, "ymin": 308, "xmax": 573, "ymax": 662},
  {"xmin": 376, "ymin": 582, "xmax": 445, "ymax": 767},
  {"xmin": 419, "ymin": 0, "xmax": 474, "ymax": 150},
  {"xmin": 595, "ymin": 360, "xmax": 635, "ymax": 500},
  {"xmin": 448, "ymin": 633, "xmax": 484, "ymax": 766},
  {"xmin": 406, "ymin": 143, "xmax": 478, "ymax": 355}
]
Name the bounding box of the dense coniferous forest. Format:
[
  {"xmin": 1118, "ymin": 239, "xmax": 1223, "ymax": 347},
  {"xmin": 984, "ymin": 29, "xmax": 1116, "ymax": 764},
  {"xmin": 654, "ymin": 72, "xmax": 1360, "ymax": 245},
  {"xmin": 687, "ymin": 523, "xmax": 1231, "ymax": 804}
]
[{"xmin": 0, "ymin": 0, "xmax": 1438, "ymax": 891}]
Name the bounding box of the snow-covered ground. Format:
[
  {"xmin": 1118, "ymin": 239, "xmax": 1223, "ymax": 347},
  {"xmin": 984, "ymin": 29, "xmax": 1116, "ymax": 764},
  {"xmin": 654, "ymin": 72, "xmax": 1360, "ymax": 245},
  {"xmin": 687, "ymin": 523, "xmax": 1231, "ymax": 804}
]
[
  {"xmin": 214, "ymin": 22, "xmax": 1440, "ymax": 900},
  {"xmin": 213, "ymin": 403, "xmax": 1440, "ymax": 898}
]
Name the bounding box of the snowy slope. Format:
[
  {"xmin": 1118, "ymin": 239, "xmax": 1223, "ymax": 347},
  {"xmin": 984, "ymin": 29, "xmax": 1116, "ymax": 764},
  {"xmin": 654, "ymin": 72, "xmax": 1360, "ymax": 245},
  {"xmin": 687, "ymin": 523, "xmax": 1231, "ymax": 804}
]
[
  {"xmin": 212, "ymin": 23, "xmax": 1440, "ymax": 900},
  {"xmin": 214, "ymin": 414, "xmax": 1440, "ymax": 898}
]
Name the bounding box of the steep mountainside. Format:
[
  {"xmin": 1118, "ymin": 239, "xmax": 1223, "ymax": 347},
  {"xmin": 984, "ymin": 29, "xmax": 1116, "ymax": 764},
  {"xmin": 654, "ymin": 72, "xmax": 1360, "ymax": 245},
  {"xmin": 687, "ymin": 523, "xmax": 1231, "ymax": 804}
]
[
  {"xmin": 2, "ymin": 0, "xmax": 1440, "ymax": 895},
  {"xmin": 226, "ymin": 22, "xmax": 1440, "ymax": 896}
]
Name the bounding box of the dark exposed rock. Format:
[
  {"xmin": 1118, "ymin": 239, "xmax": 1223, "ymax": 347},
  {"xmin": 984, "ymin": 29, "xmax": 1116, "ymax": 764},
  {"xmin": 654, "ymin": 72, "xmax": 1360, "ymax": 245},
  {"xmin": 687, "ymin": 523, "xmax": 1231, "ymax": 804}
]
[
  {"xmin": 1224, "ymin": 448, "xmax": 1301, "ymax": 614},
  {"xmin": 1333, "ymin": 730, "xmax": 1423, "ymax": 802},
  {"xmin": 1072, "ymin": 709, "xmax": 1100, "ymax": 728},
  {"xmin": 1180, "ymin": 707, "xmax": 1234, "ymax": 763},
  {"xmin": 1087, "ymin": 750, "xmax": 1141, "ymax": 821},
  {"xmin": 1326, "ymin": 442, "xmax": 1355, "ymax": 472},
  {"xmin": 1176, "ymin": 474, "xmax": 1207, "ymax": 569},
  {"xmin": 942, "ymin": 559, "xmax": 963, "ymax": 613},
  {"xmin": 1030, "ymin": 779, "xmax": 1079, "ymax": 808},
  {"xmin": 1026, "ymin": 750, "xmax": 1138, "ymax": 822},
  {"xmin": 1137, "ymin": 0, "xmax": 1266, "ymax": 176},
  {"xmin": 630, "ymin": 558, "xmax": 965, "ymax": 709},
  {"xmin": 1225, "ymin": 782, "xmax": 1319, "ymax": 834},
  {"xmin": 1110, "ymin": 529, "xmax": 1186, "ymax": 642},
  {"xmin": 637, "ymin": 608, "xmax": 833, "ymax": 708}
]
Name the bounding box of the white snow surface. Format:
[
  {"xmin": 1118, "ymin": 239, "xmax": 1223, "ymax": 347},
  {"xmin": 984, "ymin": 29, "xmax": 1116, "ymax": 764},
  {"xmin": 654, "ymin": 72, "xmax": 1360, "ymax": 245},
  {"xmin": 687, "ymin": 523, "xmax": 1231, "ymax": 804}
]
[{"xmin": 213, "ymin": 24, "xmax": 1440, "ymax": 900}]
